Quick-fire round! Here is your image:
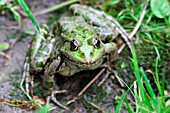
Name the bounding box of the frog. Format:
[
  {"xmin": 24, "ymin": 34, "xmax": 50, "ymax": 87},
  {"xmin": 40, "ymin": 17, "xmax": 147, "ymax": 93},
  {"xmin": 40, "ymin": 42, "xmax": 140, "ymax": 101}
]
[{"xmin": 21, "ymin": 4, "xmax": 131, "ymax": 109}]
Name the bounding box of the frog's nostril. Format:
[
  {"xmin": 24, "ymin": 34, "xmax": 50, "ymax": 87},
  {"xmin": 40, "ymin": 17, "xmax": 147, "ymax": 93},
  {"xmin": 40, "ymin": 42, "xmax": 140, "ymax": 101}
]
[{"xmin": 81, "ymin": 53, "xmax": 86, "ymax": 59}]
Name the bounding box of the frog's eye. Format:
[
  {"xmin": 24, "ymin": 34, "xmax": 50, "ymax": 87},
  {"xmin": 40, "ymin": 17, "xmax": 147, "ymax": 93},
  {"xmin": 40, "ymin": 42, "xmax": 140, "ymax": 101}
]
[
  {"xmin": 92, "ymin": 38, "xmax": 100, "ymax": 49},
  {"xmin": 70, "ymin": 39, "xmax": 79, "ymax": 51}
]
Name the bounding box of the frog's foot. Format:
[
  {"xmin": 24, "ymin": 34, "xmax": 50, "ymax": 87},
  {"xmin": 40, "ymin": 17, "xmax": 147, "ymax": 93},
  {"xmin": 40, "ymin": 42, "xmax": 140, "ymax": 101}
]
[
  {"xmin": 108, "ymin": 68, "xmax": 125, "ymax": 87},
  {"xmin": 21, "ymin": 57, "xmax": 34, "ymax": 96},
  {"xmin": 46, "ymin": 90, "xmax": 68, "ymax": 110}
]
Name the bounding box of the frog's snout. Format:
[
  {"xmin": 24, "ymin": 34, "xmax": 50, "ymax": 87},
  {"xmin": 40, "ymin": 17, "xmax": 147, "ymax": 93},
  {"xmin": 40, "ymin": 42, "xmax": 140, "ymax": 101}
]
[
  {"xmin": 80, "ymin": 47, "xmax": 94, "ymax": 64},
  {"xmin": 83, "ymin": 52, "xmax": 91, "ymax": 64}
]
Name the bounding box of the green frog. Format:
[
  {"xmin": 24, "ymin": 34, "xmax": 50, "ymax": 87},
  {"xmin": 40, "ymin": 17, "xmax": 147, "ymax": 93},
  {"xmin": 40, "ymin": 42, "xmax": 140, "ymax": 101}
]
[{"xmin": 21, "ymin": 4, "xmax": 131, "ymax": 109}]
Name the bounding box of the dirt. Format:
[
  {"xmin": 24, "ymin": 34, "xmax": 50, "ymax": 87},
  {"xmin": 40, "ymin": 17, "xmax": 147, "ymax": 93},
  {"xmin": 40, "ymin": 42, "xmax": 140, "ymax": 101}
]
[{"xmin": 1, "ymin": 0, "xmax": 169, "ymax": 113}]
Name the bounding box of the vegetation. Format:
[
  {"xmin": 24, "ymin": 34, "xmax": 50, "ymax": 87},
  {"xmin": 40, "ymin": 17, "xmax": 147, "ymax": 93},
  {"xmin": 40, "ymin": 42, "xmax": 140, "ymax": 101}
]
[{"xmin": 0, "ymin": 0, "xmax": 170, "ymax": 112}]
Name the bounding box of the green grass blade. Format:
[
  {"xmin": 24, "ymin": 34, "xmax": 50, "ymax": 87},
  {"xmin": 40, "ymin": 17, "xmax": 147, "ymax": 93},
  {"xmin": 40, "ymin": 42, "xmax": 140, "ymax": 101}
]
[
  {"xmin": 161, "ymin": 70, "xmax": 165, "ymax": 93},
  {"xmin": 133, "ymin": 82, "xmax": 151, "ymax": 112},
  {"xmin": 131, "ymin": 46, "xmax": 155, "ymax": 112},
  {"xmin": 140, "ymin": 68, "xmax": 157, "ymax": 110},
  {"xmin": 35, "ymin": 104, "xmax": 51, "ymax": 113},
  {"xmin": 130, "ymin": 46, "xmax": 146, "ymax": 103},
  {"xmin": 0, "ymin": 43, "xmax": 9, "ymax": 51},
  {"xmin": 164, "ymin": 94, "xmax": 170, "ymax": 99},
  {"xmin": 124, "ymin": 97, "xmax": 134, "ymax": 113},
  {"xmin": 154, "ymin": 46, "xmax": 160, "ymax": 60},
  {"xmin": 115, "ymin": 83, "xmax": 134, "ymax": 113},
  {"xmin": 17, "ymin": 0, "xmax": 41, "ymax": 32},
  {"xmin": 10, "ymin": 8, "xmax": 21, "ymax": 25},
  {"xmin": 140, "ymin": 68, "xmax": 156, "ymax": 100},
  {"xmin": 161, "ymin": 69, "xmax": 166, "ymax": 107},
  {"xmin": 155, "ymin": 57, "xmax": 164, "ymax": 97},
  {"xmin": 115, "ymin": 91, "xmax": 128, "ymax": 113},
  {"xmin": 163, "ymin": 104, "xmax": 170, "ymax": 113},
  {"xmin": 131, "ymin": 46, "xmax": 140, "ymax": 83},
  {"xmin": 0, "ymin": 0, "xmax": 7, "ymax": 5}
]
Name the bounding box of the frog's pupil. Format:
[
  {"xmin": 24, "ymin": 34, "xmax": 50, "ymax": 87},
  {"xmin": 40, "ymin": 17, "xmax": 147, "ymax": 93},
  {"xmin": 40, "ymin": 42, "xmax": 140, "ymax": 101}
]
[
  {"xmin": 94, "ymin": 38, "xmax": 100, "ymax": 49},
  {"xmin": 70, "ymin": 40, "xmax": 78, "ymax": 51}
]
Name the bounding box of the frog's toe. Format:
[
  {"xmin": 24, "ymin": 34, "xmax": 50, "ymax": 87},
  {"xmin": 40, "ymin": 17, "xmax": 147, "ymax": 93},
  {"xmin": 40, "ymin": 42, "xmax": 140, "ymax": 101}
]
[
  {"xmin": 47, "ymin": 90, "xmax": 68, "ymax": 110},
  {"xmin": 21, "ymin": 57, "xmax": 34, "ymax": 96}
]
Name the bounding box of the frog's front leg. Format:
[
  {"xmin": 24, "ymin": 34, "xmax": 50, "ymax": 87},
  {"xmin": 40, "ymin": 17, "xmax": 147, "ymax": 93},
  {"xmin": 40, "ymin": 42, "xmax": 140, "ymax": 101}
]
[
  {"xmin": 42, "ymin": 60, "xmax": 68, "ymax": 110},
  {"xmin": 22, "ymin": 24, "xmax": 55, "ymax": 96},
  {"xmin": 21, "ymin": 56, "xmax": 31, "ymax": 94},
  {"xmin": 97, "ymin": 42, "xmax": 119, "ymax": 86},
  {"xmin": 98, "ymin": 42, "xmax": 125, "ymax": 87}
]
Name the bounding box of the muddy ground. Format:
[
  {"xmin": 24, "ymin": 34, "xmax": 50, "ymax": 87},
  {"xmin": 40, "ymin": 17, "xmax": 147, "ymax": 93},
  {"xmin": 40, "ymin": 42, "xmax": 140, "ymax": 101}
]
[{"xmin": 0, "ymin": 0, "xmax": 169, "ymax": 113}]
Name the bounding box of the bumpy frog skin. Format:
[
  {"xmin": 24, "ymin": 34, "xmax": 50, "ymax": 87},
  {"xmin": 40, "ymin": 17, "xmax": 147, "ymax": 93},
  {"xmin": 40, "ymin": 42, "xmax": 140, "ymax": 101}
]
[
  {"xmin": 21, "ymin": 4, "xmax": 130, "ymax": 109},
  {"xmin": 56, "ymin": 16, "xmax": 110, "ymax": 76}
]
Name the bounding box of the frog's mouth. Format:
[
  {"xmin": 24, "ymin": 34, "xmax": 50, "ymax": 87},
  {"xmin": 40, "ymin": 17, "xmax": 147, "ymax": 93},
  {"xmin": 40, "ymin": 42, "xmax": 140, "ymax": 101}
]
[{"xmin": 61, "ymin": 52, "xmax": 104, "ymax": 67}]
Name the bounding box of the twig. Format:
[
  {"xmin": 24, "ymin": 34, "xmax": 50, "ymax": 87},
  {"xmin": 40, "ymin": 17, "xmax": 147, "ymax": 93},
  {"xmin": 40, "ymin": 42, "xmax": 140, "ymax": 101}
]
[
  {"xmin": 66, "ymin": 68, "xmax": 106, "ymax": 105},
  {"xmin": 118, "ymin": 44, "xmax": 126, "ymax": 54},
  {"xmin": 18, "ymin": 9, "xmax": 28, "ymax": 17},
  {"xmin": 120, "ymin": 0, "xmax": 149, "ymax": 51},
  {"xmin": 0, "ymin": 25, "xmax": 21, "ymax": 30},
  {"xmin": 78, "ymin": 68, "xmax": 106, "ymax": 96},
  {"xmin": 0, "ymin": 97, "xmax": 35, "ymax": 110},
  {"xmin": 0, "ymin": 51, "xmax": 11, "ymax": 66},
  {"xmin": 10, "ymin": 38, "xmax": 20, "ymax": 49},
  {"xmin": 129, "ymin": 0, "xmax": 149, "ymax": 39}
]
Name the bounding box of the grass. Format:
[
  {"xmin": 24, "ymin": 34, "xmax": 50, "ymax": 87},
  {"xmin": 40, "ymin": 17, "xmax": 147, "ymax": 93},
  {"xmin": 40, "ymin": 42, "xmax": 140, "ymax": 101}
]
[
  {"xmin": 17, "ymin": 0, "xmax": 41, "ymax": 32},
  {"xmin": 105, "ymin": 0, "xmax": 170, "ymax": 48},
  {"xmin": 103, "ymin": 0, "xmax": 170, "ymax": 112},
  {"xmin": 114, "ymin": 45, "xmax": 170, "ymax": 112},
  {"xmin": 1, "ymin": 0, "xmax": 170, "ymax": 112},
  {"xmin": 0, "ymin": 0, "xmax": 21, "ymax": 25},
  {"xmin": 125, "ymin": 46, "xmax": 170, "ymax": 112},
  {"xmin": 17, "ymin": 0, "xmax": 79, "ymax": 33}
]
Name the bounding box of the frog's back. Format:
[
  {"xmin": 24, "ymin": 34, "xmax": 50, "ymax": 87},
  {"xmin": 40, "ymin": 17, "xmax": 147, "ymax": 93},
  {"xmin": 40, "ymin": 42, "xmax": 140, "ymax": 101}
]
[{"xmin": 57, "ymin": 16, "xmax": 95, "ymax": 41}]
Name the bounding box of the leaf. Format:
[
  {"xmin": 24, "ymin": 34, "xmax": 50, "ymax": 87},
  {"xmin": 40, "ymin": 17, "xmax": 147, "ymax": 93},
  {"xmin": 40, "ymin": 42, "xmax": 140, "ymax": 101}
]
[
  {"xmin": 0, "ymin": 43, "xmax": 9, "ymax": 51},
  {"xmin": 35, "ymin": 104, "xmax": 51, "ymax": 113},
  {"xmin": 103, "ymin": 0, "xmax": 121, "ymax": 6},
  {"xmin": 0, "ymin": 0, "xmax": 7, "ymax": 5},
  {"xmin": 150, "ymin": 0, "xmax": 170, "ymax": 18},
  {"xmin": 10, "ymin": 8, "xmax": 22, "ymax": 25}
]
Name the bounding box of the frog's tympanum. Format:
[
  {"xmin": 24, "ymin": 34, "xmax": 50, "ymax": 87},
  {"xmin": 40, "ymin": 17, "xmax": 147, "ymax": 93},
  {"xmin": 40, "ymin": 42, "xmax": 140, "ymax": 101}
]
[{"xmin": 21, "ymin": 4, "xmax": 130, "ymax": 109}]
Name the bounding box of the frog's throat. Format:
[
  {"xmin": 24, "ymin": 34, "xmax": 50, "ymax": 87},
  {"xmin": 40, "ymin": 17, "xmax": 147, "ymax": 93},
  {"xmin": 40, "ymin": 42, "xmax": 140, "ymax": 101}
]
[{"xmin": 61, "ymin": 52, "xmax": 104, "ymax": 67}]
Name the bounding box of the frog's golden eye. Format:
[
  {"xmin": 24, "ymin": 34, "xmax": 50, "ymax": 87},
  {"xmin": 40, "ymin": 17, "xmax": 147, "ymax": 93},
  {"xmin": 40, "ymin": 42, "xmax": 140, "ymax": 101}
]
[
  {"xmin": 92, "ymin": 38, "xmax": 100, "ymax": 49},
  {"xmin": 70, "ymin": 39, "xmax": 79, "ymax": 51}
]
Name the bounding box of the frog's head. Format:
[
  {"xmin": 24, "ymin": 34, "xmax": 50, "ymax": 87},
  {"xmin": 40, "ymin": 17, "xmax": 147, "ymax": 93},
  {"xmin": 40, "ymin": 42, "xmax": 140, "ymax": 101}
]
[
  {"xmin": 57, "ymin": 16, "xmax": 107, "ymax": 68},
  {"xmin": 60, "ymin": 29, "xmax": 105, "ymax": 68}
]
